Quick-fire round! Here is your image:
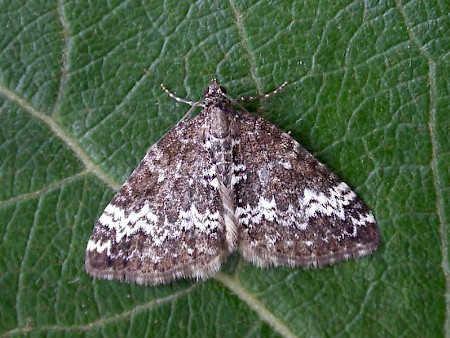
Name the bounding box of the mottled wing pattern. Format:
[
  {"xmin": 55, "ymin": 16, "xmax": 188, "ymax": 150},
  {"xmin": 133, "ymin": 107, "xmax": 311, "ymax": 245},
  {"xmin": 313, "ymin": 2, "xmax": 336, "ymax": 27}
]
[
  {"xmin": 85, "ymin": 114, "xmax": 228, "ymax": 285},
  {"xmin": 234, "ymin": 110, "xmax": 380, "ymax": 268}
]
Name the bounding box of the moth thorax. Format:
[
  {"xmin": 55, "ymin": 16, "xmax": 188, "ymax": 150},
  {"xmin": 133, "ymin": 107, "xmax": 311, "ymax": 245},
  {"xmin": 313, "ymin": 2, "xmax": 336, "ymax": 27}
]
[{"xmin": 205, "ymin": 106, "xmax": 236, "ymax": 188}]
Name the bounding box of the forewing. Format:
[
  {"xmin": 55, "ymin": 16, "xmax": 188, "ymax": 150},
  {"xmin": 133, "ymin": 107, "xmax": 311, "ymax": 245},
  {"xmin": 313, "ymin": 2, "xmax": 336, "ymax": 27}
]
[
  {"xmin": 85, "ymin": 114, "xmax": 228, "ymax": 285},
  {"xmin": 234, "ymin": 111, "xmax": 380, "ymax": 268}
]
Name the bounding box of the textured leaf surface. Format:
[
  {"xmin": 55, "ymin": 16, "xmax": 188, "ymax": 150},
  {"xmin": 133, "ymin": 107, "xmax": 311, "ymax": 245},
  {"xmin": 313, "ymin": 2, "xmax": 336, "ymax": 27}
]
[{"xmin": 1, "ymin": 1, "xmax": 448, "ymax": 337}]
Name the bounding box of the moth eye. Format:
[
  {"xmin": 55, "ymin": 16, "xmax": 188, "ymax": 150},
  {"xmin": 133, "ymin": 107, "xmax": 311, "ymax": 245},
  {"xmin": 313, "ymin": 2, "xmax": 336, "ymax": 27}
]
[{"xmin": 219, "ymin": 86, "xmax": 227, "ymax": 94}]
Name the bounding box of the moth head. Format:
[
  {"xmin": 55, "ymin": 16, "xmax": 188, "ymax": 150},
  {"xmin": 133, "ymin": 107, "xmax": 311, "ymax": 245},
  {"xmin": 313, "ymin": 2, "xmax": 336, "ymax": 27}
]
[{"xmin": 204, "ymin": 79, "xmax": 228, "ymax": 104}]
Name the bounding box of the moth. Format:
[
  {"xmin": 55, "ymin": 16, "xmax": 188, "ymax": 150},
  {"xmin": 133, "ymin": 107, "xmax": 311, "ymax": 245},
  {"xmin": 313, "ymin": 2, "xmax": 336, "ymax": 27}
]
[{"xmin": 85, "ymin": 80, "xmax": 380, "ymax": 285}]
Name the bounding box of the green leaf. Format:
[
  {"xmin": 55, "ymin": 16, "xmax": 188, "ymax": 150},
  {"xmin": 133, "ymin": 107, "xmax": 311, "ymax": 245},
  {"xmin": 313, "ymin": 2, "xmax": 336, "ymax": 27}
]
[{"xmin": 1, "ymin": 0, "xmax": 448, "ymax": 337}]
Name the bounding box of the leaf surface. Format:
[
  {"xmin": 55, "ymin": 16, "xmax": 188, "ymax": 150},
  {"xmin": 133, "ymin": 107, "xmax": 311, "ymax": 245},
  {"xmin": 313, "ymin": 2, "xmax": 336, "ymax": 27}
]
[{"xmin": 1, "ymin": 1, "xmax": 449, "ymax": 337}]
